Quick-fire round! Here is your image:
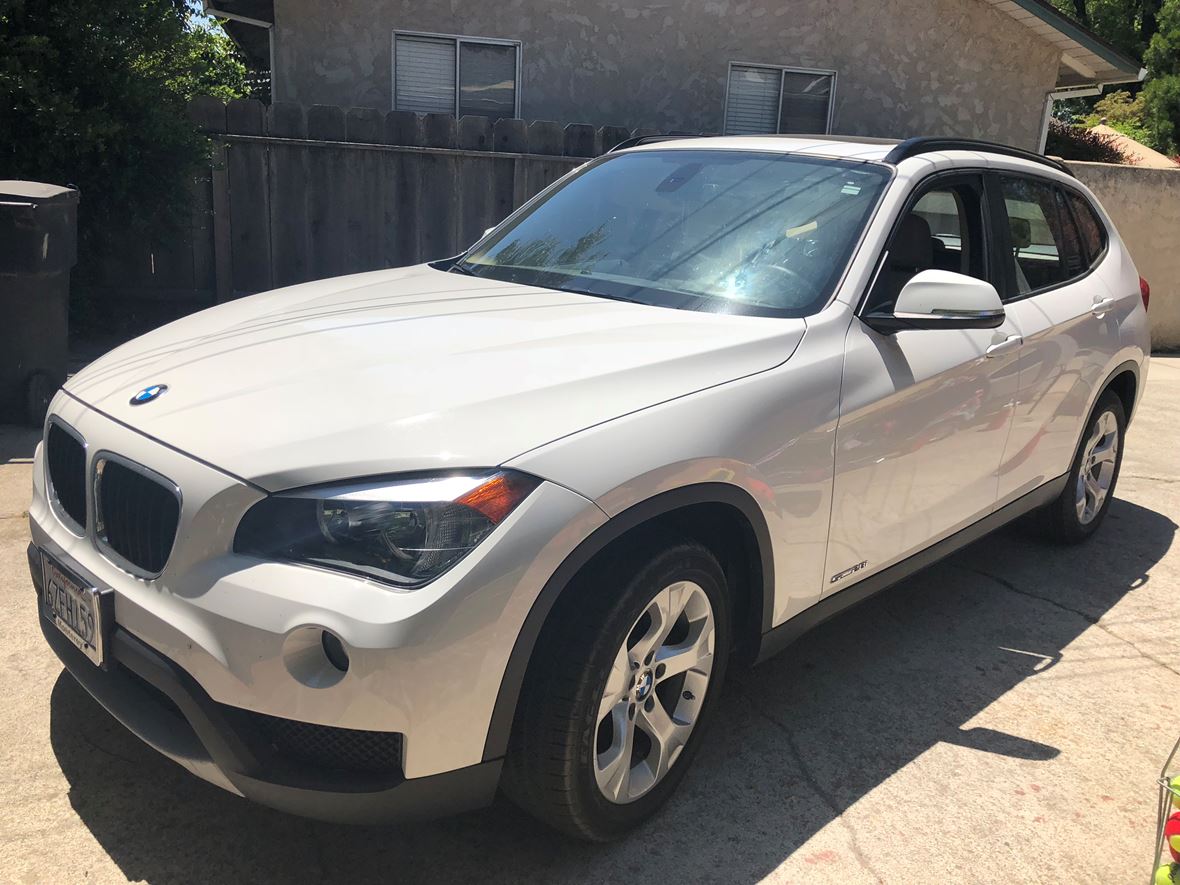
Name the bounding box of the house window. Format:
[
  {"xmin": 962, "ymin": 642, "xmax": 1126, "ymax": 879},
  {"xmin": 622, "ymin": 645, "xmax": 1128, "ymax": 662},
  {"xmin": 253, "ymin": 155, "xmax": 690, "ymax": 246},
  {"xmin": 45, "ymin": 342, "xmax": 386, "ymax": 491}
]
[
  {"xmin": 724, "ymin": 64, "xmax": 835, "ymax": 136},
  {"xmin": 393, "ymin": 32, "xmax": 521, "ymax": 118}
]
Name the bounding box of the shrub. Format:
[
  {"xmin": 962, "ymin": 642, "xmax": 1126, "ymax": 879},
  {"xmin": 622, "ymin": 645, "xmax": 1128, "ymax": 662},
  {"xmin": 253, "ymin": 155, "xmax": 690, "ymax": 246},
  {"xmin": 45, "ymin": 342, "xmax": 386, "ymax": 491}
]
[{"xmin": 1044, "ymin": 119, "xmax": 1128, "ymax": 163}]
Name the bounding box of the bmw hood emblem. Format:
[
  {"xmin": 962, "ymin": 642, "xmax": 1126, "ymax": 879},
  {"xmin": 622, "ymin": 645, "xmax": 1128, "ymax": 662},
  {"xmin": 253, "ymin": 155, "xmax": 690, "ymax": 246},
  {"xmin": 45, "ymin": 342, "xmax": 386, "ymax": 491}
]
[{"xmin": 130, "ymin": 384, "xmax": 168, "ymax": 406}]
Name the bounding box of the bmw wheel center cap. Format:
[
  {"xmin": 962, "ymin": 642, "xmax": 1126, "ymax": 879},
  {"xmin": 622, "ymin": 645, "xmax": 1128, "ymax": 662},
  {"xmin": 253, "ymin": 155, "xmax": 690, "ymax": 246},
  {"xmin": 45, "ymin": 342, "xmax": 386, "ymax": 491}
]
[{"xmin": 130, "ymin": 384, "xmax": 168, "ymax": 406}]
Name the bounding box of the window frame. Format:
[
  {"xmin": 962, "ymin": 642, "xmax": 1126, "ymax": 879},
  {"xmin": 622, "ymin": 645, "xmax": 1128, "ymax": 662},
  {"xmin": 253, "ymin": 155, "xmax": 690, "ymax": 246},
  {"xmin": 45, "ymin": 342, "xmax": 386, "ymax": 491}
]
[
  {"xmin": 722, "ymin": 61, "xmax": 838, "ymax": 136},
  {"xmin": 987, "ymin": 170, "xmax": 1110, "ymax": 304},
  {"xmin": 858, "ymin": 170, "xmax": 1001, "ymax": 317},
  {"xmin": 391, "ymin": 29, "xmax": 523, "ymax": 118}
]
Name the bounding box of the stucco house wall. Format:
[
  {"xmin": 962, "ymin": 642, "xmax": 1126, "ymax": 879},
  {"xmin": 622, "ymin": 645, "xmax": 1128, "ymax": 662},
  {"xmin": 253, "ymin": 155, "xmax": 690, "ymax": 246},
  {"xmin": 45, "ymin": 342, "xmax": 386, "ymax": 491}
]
[{"xmin": 271, "ymin": 0, "xmax": 1061, "ymax": 148}]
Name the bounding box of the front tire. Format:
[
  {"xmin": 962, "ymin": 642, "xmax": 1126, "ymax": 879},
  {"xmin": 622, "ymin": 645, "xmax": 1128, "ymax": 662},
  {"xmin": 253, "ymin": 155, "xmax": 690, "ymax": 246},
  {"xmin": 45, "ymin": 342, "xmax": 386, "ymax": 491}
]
[
  {"xmin": 1032, "ymin": 389, "xmax": 1126, "ymax": 543},
  {"xmin": 502, "ymin": 534, "xmax": 731, "ymax": 841}
]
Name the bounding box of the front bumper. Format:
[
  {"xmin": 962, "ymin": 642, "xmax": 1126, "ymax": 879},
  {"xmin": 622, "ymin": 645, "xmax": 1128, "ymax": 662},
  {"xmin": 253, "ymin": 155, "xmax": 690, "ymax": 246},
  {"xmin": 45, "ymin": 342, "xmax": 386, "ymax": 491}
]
[
  {"xmin": 30, "ymin": 392, "xmax": 609, "ymax": 816},
  {"xmin": 31, "ymin": 541, "xmax": 501, "ymax": 823}
]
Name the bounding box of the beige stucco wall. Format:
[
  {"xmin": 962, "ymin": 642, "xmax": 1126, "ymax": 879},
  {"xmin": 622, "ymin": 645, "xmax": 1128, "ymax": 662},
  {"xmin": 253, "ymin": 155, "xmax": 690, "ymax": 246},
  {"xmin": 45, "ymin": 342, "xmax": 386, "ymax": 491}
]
[
  {"xmin": 1069, "ymin": 162, "xmax": 1180, "ymax": 351},
  {"xmin": 273, "ymin": 0, "xmax": 1060, "ymax": 148}
]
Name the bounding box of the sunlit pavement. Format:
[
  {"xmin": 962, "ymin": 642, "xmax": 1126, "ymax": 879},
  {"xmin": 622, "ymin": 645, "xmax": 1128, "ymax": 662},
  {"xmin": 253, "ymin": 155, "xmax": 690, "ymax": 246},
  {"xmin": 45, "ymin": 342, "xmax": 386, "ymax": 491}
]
[{"xmin": 2, "ymin": 357, "xmax": 1178, "ymax": 884}]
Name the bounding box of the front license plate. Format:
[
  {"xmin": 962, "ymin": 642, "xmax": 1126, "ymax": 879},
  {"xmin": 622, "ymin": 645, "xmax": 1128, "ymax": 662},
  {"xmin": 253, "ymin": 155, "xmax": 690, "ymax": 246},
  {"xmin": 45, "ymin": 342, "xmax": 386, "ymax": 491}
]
[{"xmin": 40, "ymin": 552, "xmax": 110, "ymax": 668}]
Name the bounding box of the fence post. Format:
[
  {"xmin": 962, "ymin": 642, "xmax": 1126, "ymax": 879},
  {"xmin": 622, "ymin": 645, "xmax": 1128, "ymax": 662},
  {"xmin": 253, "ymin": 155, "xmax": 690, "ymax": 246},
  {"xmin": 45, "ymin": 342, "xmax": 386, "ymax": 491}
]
[
  {"xmin": 307, "ymin": 105, "xmax": 346, "ymax": 141},
  {"xmin": 211, "ymin": 142, "xmax": 232, "ymax": 303},
  {"xmin": 188, "ymin": 96, "xmax": 226, "ymax": 132},
  {"xmin": 345, "ymin": 107, "xmax": 383, "ymax": 143},
  {"xmin": 599, "ymin": 125, "xmax": 631, "ymax": 154},
  {"xmin": 527, "ymin": 121, "xmax": 563, "ymax": 155},
  {"xmin": 268, "ymin": 102, "xmax": 306, "ymax": 138},
  {"xmin": 494, "ymin": 118, "xmax": 527, "ymax": 153},
  {"xmin": 563, "ymin": 123, "xmax": 598, "ymax": 158},
  {"xmin": 458, "ymin": 115, "xmax": 492, "ymax": 151},
  {"xmin": 226, "ymin": 98, "xmax": 265, "ymax": 135}
]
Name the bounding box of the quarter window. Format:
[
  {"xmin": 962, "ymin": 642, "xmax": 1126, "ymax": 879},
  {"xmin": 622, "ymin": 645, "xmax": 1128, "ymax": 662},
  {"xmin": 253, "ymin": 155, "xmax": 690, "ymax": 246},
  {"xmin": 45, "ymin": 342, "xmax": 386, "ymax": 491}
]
[
  {"xmin": 998, "ymin": 176, "xmax": 1088, "ymax": 297},
  {"xmin": 394, "ymin": 32, "xmax": 520, "ymax": 118},
  {"xmin": 1064, "ymin": 190, "xmax": 1107, "ymax": 266},
  {"xmin": 724, "ymin": 64, "xmax": 835, "ymax": 136}
]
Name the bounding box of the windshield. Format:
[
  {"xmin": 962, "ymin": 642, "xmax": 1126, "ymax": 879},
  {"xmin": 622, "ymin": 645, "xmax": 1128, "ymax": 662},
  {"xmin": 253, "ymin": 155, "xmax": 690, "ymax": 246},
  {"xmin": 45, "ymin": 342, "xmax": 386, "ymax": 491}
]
[{"xmin": 455, "ymin": 149, "xmax": 890, "ymax": 317}]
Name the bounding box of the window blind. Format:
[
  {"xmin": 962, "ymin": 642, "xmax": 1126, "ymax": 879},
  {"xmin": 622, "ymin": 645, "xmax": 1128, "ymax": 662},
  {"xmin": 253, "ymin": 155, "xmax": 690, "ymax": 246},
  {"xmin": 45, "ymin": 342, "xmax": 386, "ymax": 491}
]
[{"xmin": 395, "ymin": 35, "xmax": 456, "ymax": 114}]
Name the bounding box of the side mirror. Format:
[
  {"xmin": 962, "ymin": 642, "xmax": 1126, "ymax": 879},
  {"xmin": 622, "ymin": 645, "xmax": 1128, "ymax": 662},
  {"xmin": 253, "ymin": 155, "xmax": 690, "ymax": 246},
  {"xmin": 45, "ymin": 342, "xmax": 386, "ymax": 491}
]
[
  {"xmin": 483, "ymin": 226, "xmax": 496, "ymax": 238},
  {"xmin": 863, "ymin": 270, "xmax": 1005, "ymax": 334}
]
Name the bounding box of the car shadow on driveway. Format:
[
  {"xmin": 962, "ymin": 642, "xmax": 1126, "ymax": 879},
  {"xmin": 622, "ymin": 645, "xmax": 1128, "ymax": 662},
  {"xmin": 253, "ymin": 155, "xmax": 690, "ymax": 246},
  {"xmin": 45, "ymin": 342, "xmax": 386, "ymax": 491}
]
[{"xmin": 48, "ymin": 497, "xmax": 1175, "ymax": 884}]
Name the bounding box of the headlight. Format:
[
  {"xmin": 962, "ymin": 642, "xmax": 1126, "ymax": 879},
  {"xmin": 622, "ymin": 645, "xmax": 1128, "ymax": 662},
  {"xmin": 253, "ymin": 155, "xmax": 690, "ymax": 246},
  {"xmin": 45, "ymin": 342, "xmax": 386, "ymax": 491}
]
[{"xmin": 233, "ymin": 470, "xmax": 540, "ymax": 588}]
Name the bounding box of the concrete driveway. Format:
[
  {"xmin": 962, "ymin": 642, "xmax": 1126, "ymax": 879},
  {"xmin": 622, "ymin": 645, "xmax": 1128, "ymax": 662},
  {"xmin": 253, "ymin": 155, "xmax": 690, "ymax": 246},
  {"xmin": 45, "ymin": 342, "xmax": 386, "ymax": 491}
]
[{"xmin": 2, "ymin": 358, "xmax": 1178, "ymax": 885}]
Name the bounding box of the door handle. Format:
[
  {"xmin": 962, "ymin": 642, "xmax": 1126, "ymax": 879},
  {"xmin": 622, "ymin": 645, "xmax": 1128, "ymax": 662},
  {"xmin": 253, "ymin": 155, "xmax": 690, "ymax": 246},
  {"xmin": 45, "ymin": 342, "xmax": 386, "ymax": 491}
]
[
  {"xmin": 1091, "ymin": 297, "xmax": 1117, "ymax": 317},
  {"xmin": 985, "ymin": 334, "xmax": 1023, "ymax": 358}
]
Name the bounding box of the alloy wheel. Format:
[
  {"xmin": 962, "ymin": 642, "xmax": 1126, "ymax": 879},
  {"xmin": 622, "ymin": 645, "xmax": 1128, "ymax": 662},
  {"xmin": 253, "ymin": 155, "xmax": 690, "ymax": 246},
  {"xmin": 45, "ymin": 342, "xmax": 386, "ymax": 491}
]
[
  {"xmin": 593, "ymin": 580, "xmax": 716, "ymax": 804},
  {"xmin": 1076, "ymin": 409, "xmax": 1119, "ymax": 525}
]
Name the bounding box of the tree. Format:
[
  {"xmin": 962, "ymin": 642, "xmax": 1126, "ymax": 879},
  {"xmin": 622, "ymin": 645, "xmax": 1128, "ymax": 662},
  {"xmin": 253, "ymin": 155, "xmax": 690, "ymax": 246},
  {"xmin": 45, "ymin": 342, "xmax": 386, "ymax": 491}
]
[
  {"xmin": 1143, "ymin": 0, "xmax": 1180, "ymax": 150},
  {"xmin": 1051, "ymin": 0, "xmax": 1180, "ymax": 152},
  {"xmin": 1081, "ymin": 89, "xmax": 1155, "ymax": 141},
  {"xmin": 0, "ymin": 0, "xmax": 248, "ymax": 290},
  {"xmin": 1051, "ymin": 0, "xmax": 1157, "ymax": 58}
]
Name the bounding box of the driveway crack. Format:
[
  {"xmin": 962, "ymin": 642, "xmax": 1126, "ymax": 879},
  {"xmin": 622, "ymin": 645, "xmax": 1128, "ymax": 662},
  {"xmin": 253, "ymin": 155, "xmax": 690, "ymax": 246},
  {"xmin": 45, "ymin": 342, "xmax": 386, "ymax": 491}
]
[
  {"xmin": 1119, "ymin": 474, "xmax": 1180, "ymax": 484},
  {"xmin": 76, "ymin": 730, "xmax": 140, "ymax": 766},
  {"xmin": 957, "ymin": 564, "xmax": 1180, "ymax": 679},
  {"xmin": 732, "ymin": 683, "xmax": 884, "ymax": 883}
]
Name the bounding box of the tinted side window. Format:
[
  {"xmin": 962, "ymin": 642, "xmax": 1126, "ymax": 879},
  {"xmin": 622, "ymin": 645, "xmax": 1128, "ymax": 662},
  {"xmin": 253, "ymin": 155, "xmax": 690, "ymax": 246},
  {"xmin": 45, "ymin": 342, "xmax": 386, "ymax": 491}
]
[
  {"xmin": 999, "ymin": 176, "xmax": 1087, "ymax": 297},
  {"xmin": 1064, "ymin": 190, "xmax": 1107, "ymax": 265},
  {"xmin": 867, "ymin": 179, "xmax": 987, "ymax": 312}
]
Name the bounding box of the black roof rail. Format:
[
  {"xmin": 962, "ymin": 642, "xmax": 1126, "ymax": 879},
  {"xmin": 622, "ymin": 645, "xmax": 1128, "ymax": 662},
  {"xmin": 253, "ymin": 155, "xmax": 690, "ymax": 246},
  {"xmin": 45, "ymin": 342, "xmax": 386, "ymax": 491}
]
[
  {"xmin": 884, "ymin": 137, "xmax": 1074, "ymax": 178},
  {"xmin": 607, "ymin": 134, "xmax": 700, "ymax": 152}
]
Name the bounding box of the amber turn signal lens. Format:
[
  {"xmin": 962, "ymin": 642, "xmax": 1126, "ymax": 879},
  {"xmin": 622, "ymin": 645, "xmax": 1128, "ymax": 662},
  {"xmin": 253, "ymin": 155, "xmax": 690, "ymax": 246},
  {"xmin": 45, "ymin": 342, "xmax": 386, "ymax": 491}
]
[{"xmin": 456, "ymin": 472, "xmax": 541, "ymax": 524}]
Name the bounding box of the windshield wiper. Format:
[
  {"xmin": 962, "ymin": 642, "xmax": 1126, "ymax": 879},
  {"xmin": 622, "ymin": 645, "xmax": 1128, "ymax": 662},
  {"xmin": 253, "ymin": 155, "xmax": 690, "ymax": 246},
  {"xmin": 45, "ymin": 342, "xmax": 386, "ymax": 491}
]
[{"xmin": 576, "ymin": 290, "xmax": 647, "ymax": 306}]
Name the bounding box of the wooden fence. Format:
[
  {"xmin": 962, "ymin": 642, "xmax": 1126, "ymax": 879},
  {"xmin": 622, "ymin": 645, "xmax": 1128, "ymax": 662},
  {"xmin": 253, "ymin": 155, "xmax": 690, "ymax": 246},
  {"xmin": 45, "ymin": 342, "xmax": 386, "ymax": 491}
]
[{"xmin": 86, "ymin": 97, "xmax": 664, "ymax": 308}]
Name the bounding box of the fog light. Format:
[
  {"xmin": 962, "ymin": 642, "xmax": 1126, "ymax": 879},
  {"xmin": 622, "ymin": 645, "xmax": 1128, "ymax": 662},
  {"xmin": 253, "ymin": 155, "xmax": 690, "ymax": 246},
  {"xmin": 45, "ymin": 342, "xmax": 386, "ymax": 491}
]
[{"xmin": 321, "ymin": 630, "xmax": 349, "ymax": 673}]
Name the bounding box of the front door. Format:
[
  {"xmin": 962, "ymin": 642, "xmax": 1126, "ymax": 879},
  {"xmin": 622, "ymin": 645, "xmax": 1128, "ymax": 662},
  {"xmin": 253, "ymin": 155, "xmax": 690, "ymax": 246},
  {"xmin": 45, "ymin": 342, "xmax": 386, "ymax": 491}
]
[{"xmin": 826, "ymin": 173, "xmax": 1021, "ymax": 591}]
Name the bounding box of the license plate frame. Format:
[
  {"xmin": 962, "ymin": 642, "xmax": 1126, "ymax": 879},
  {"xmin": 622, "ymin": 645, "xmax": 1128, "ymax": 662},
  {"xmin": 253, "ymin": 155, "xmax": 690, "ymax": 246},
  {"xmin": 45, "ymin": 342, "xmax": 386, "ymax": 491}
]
[{"xmin": 40, "ymin": 551, "xmax": 112, "ymax": 669}]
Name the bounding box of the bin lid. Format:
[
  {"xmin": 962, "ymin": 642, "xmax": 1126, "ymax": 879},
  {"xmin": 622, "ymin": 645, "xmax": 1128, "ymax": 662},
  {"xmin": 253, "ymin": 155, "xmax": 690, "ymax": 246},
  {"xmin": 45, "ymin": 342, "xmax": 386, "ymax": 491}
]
[{"xmin": 0, "ymin": 181, "xmax": 79, "ymax": 205}]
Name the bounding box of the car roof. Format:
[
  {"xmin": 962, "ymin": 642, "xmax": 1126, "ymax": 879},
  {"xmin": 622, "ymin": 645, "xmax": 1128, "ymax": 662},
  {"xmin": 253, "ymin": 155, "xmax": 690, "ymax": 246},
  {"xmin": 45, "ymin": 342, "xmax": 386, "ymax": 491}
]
[
  {"xmin": 617, "ymin": 134, "xmax": 1075, "ymax": 180},
  {"xmin": 622, "ymin": 135, "xmax": 902, "ymax": 163}
]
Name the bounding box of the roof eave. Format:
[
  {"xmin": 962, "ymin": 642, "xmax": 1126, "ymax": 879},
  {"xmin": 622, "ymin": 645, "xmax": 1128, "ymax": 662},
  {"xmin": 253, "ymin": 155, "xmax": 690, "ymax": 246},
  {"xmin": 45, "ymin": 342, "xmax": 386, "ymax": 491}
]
[{"xmin": 1007, "ymin": 0, "xmax": 1142, "ymax": 81}]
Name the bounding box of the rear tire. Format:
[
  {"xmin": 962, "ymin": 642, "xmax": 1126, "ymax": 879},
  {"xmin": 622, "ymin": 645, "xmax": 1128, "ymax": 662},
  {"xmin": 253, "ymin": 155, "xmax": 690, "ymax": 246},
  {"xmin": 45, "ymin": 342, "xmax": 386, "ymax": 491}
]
[
  {"xmin": 502, "ymin": 533, "xmax": 730, "ymax": 841},
  {"xmin": 1030, "ymin": 389, "xmax": 1125, "ymax": 544}
]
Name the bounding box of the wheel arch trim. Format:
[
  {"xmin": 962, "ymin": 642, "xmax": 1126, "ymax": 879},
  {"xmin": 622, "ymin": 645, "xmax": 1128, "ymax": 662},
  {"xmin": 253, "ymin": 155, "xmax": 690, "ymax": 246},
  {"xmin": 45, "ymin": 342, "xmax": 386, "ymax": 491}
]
[
  {"xmin": 481, "ymin": 482, "xmax": 774, "ymax": 762},
  {"xmin": 1097, "ymin": 358, "xmax": 1141, "ymax": 424}
]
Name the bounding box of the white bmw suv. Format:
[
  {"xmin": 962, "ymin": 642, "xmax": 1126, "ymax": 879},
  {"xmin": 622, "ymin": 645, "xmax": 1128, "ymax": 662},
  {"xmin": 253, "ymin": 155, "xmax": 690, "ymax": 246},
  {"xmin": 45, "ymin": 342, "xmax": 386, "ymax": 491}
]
[{"xmin": 30, "ymin": 135, "xmax": 1149, "ymax": 840}]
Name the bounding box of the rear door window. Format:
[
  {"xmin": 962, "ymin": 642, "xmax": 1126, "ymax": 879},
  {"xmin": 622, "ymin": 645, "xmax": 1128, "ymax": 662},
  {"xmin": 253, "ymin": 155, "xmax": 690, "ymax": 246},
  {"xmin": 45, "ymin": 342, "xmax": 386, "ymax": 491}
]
[{"xmin": 997, "ymin": 175, "xmax": 1088, "ymax": 298}]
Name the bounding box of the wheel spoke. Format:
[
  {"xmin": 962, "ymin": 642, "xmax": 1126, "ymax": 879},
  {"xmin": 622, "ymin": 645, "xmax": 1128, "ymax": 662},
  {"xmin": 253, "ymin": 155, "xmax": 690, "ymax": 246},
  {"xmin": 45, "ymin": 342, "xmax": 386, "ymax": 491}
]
[
  {"xmin": 655, "ymin": 617, "xmax": 714, "ymax": 681},
  {"xmin": 636, "ymin": 699, "xmax": 690, "ymax": 782},
  {"xmin": 1091, "ymin": 444, "xmax": 1116, "ymax": 466},
  {"xmin": 1099, "ymin": 411, "xmax": 1117, "ymax": 438},
  {"xmin": 629, "ymin": 582, "xmax": 689, "ymax": 664},
  {"xmin": 1085, "ymin": 423, "xmax": 1104, "ymax": 453},
  {"xmin": 597, "ymin": 646, "xmax": 631, "ymax": 722},
  {"xmin": 596, "ymin": 711, "xmax": 635, "ymax": 802}
]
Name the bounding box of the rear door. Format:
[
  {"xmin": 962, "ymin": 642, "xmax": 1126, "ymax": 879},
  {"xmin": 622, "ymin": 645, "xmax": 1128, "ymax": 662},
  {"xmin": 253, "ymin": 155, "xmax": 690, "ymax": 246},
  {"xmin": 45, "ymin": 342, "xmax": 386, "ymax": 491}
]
[
  {"xmin": 988, "ymin": 173, "xmax": 1120, "ymax": 505},
  {"xmin": 827, "ymin": 172, "xmax": 1021, "ymax": 591}
]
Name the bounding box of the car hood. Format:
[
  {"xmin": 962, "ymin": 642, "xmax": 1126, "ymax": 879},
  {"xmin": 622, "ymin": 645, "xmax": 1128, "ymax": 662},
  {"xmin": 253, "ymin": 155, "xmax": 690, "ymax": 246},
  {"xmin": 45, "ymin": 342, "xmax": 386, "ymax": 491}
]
[{"xmin": 65, "ymin": 265, "xmax": 806, "ymax": 490}]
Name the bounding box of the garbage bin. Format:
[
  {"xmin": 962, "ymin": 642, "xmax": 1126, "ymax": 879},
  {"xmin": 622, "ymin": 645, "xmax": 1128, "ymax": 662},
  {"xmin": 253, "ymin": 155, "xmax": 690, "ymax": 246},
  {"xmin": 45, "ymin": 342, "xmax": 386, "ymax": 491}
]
[{"xmin": 0, "ymin": 181, "xmax": 78, "ymax": 426}]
